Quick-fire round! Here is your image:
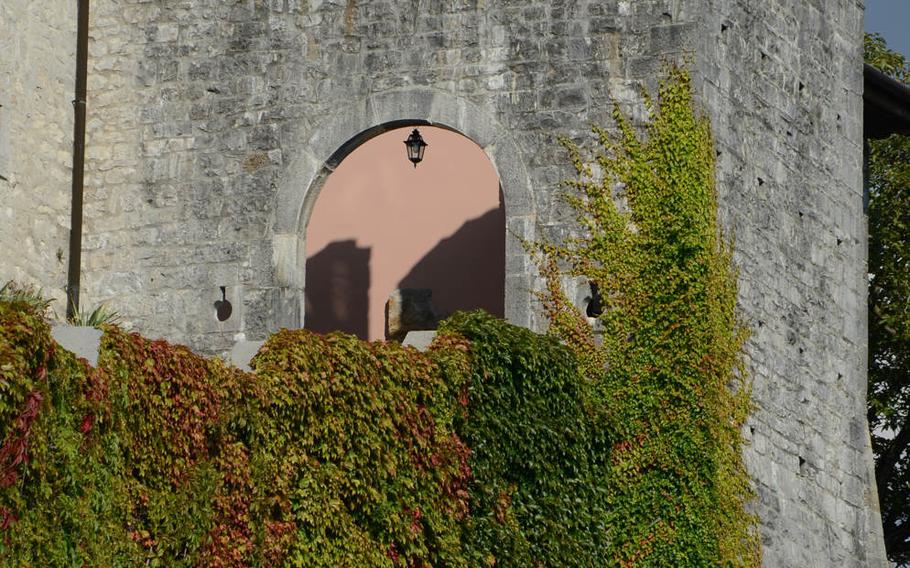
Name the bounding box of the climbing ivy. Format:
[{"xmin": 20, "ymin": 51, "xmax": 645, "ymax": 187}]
[
  {"xmin": 0, "ymin": 299, "xmax": 140, "ymax": 565},
  {"xmin": 534, "ymin": 65, "xmax": 761, "ymax": 566},
  {"xmin": 0, "ymin": 297, "xmax": 609, "ymax": 566},
  {"xmin": 0, "ymin": 302, "xmax": 475, "ymax": 566},
  {"xmin": 439, "ymin": 311, "xmax": 608, "ymax": 567},
  {"xmin": 245, "ymin": 328, "xmax": 473, "ymax": 567}
]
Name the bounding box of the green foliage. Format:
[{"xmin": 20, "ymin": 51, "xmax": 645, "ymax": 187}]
[
  {"xmin": 0, "ymin": 281, "xmax": 52, "ymax": 317},
  {"xmin": 864, "ymin": 33, "xmax": 910, "ymax": 566},
  {"xmin": 0, "ymin": 293, "xmax": 54, "ymax": 459},
  {"xmin": 247, "ymin": 329, "xmax": 472, "ymax": 566},
  {"xmin": 439, "ymin": 311, "xmax": 608, "ymax": 567},
  {"xmin": 99, "ymin": 326, "xmax": 255, "ymax": 565},
  {"xmin": 0, "ymin": 300, "xmax": 140, "ymax": 565},
  {"xmin": 0, "ymin": 296, "xmax": 614, "ymax": 566},
  {"xmin": 534, "ymin": 65, "xmax": 760, "ymax": 566},
  {"xmin": 865, "ymin": 33, "xmax": 910, "ymax": 83},
  {"xmin": 67, "ymin": 302, "xmax": 121, "ymax": 327},
  {"xmin": 0, "ymin": 309, "xmax": 477, "ymax": 566}
]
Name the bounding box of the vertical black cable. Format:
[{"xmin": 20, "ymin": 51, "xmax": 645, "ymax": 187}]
[{"xmin": 66, "ymin": 0, "xmax": 89, "ymax": 320}]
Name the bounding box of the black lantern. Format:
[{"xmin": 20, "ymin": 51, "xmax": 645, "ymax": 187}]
[{"xmin": 404, "ymin": 128, "xmax": 428, "ymax": 167}]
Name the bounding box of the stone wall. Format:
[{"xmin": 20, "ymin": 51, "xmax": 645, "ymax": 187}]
[
  {"xmin": 0, "ymin": 1, "xmax": 76, "ymax": 305},
  {"xmin": 696, "ymin": 0, "xmax": 886, "ymax": 564},
  {"xmin": 81, "ymin": 0, "xmax": 699, "ymax": 351},
  {"xmin": 12, "ymin": 0, "xmax": 884, "ymax": 564}
]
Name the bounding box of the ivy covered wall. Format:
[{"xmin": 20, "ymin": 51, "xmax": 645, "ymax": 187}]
[
  {"xmin": 0, "ymin": 67, "xmax": 765, "ymax": 567},
  {"xmin": 0, "ymin": 299, "xmax": 758, "ymax": 566},
  {"xmin": 0, "ymin": 295, "xmax": 606, "ymax": 566}
]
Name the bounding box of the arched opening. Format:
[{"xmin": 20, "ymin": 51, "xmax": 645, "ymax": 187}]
[
  {"xmin": 269, "ymin": 90, "xmax": 537, "ymax": 336},
  {"xmin": 303, "ymin": 125, "xmax": 505, "ymax": 341}
]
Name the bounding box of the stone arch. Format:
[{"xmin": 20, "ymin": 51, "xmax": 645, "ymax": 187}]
[{"xmin": 270, "ymin": 88, "xmax": 536, "ymax": 333}]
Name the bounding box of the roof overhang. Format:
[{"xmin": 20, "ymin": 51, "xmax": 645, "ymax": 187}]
[{"xmin": 864, "ymin": 63, "xmax": 910, "ymax": 140}]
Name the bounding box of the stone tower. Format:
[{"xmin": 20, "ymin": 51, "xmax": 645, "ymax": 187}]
[{"xmin": 0, "ymin": 0, "xmax": 887, "ymax": 564}]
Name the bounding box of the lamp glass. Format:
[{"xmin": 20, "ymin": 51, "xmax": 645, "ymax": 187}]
[{"xmin": 404, "ymin": 128, "xmax": 428, "ymax": 167}]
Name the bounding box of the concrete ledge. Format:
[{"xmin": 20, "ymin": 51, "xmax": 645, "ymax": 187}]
[
  {"xmin": 402, "ymin": 330, "xmax": 437, "ymax": 351},
  {"xmin": 230, "ymin": 340, "xmax": 265, "ymax": 372},
  {"xmin": 51, "ymin": 325, "xmax": 102, "ymax": 367},
  {"xmin": 49, "ymin": 325, "xmax": 268, "ymax": 374}
]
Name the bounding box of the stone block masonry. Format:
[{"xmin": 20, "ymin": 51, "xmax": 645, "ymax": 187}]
[
  {"xmin": 697, "ymin": 0, "xmax": 886, "ymax": 564},
  {"xmin": 0, "ymin": 1, "xmax": 77, "ymax": 306},
  {"xmin": 0, "ymin": 0, "xmax": 887, "ymax": 565}
]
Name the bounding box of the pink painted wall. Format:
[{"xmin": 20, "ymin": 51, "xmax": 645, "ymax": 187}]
[{"xmin": 304, "ymin": 126, "xmax": 504, "ymax": 341}]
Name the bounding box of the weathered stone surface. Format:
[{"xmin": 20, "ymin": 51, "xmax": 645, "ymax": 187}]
[
  {"xmin": 402, "ymin": 330, "xmax": 437, "ymax": 351},
  {"xmin": 0, "ymin": 1, "xmax": 76, "ymax": 305},
  {"xmin": 0, "ymin": 0, "xmax": 887, "ymax": 565},
  {"xmin": 695, "ymin": 1, "xmax": 886, "ymax": 564},
  {"xmin": 229, "ymin": 339, "xmax": 265, "ymax": 372},
  {"xmin": 51, "ymin": 324, "xmax": 102, "ymax": 367}
]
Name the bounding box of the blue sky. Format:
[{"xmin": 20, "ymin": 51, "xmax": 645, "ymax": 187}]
[{"xmin": 865, "ymin": 0, "xmax": 910, "ymax": 58}]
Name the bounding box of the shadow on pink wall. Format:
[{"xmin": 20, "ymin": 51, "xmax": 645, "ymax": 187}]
[
  {"xmin": 304, "ymin": 204, "xmax": 504, "ymax": 340},
  {"xmin": 304, "ymin": 240, "xmax": 371, "ymax": 339},
  {"xmin": 398, "ymin": 205, "xmax": 505, "ymax": 319}
]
